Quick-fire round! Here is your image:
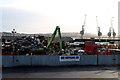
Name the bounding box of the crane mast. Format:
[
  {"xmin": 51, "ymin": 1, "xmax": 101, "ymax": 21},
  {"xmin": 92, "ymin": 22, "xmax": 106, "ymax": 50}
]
[
  {"xmin": 111, "ymin": 17, "xmax": 116, "ymax": 38},
  {"xmin": 80, "ymin": 14, "xmax": 86, "ymax": 39},
  {"xmin": 96, "ymin": 16, "xmax": 102, "ymax": 40},
  {"xmin": 108, "ymin": 27, "xmax": 112, "ymax": 38},
  {"xmin": 107, "ymin": 17, "xmax": 116, "ymax": 38}
]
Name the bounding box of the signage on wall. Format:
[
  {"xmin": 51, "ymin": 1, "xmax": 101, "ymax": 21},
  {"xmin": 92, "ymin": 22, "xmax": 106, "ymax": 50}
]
[{"xmin": 59, "ymin": 56, "xmax": 80, "ymax": 61}]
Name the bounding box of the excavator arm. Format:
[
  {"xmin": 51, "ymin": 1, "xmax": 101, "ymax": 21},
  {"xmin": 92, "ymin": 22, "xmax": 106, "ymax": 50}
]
[
  {"xmin": 46, "ymin": 26, "xmax": 62, "ymax": 50},
  {"xmin": 58, "ymin": 27, "xmax": 62, "ymax": 50}
]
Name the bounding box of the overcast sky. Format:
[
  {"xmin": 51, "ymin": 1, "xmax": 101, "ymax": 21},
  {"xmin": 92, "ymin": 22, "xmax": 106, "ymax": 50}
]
[{"xmin": 1, "ymin": 0, "xmax": 119, "ymax": 35}]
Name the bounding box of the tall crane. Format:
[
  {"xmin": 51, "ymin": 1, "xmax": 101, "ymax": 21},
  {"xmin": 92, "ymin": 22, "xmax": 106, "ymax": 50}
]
[
  {"xmin": 111, "ymin": 17, "xmax": 116, "ymax": 38},
  {"xmin": 96, "ymin": 16, "xmax": 102, "ymax": 40},
  {"xmin": 80, "ymin": 14, "xmax": 86, "ymax": 39},
  {"xmin": 107, "ymin": 17, "xmax": 116, "ymax": 38},
  {"xmin": 113, "ymin": 28, "xmax": 116, "ymax": 38},
  {"xmin": 107, "ymin": 27, "xmax": 112, "ymax": 38}
]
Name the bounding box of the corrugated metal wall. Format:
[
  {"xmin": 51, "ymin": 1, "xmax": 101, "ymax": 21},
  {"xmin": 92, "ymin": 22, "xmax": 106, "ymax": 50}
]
[
  {"xmin": 13, "ymin": 56, "xmax": 31, "ymax": 67},
  {"xmin": 2, "ymin": 56, "xmax": 13, "ymax": 67},
  {"xmin": 2, "ymin": 55, "xmax": 120, "ymax": 67}
]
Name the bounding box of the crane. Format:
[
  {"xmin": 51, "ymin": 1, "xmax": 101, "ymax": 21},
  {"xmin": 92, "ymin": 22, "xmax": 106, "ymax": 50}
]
[
  {"xmin": 107, "ymin": 17, "xmax": 116, "ymax": 38},
  {"xmin": 96, "ymin": 16, "xmax": 102, "ymax": 40},
  {"xmin": 113, "ymin": 28, "xmax": 116, "ymax": 38},
  {"xmin": 80, "ymin": 14, "xmax": 86, "ymax": 39},
  {"xmin": 111, "ymin": 17, "xmax": 116, "ymax": 38},
  {"xmin": 107, "ymin": 27, "xmax": 112, "ymax": 38}
]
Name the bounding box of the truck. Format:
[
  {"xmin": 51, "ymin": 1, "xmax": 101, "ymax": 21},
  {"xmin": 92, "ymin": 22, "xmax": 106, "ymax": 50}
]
[{"xmin": 84, "ymin": 41, "xmax": 110, "ymax": 55}]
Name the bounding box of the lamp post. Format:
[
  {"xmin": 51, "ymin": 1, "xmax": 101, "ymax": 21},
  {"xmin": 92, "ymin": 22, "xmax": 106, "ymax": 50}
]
[{"xmin": 12, "ymin": 29, "xmax": 16, "ymax": 55}]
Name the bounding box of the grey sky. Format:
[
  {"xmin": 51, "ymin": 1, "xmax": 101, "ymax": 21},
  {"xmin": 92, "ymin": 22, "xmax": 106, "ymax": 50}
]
[
  {"xmin": 1, "ymin": 0, "xmax": 119, "ymax": 35},
  {"xmin": 2, "ymin": 7, "xmax": 47, "ymax": 33}
]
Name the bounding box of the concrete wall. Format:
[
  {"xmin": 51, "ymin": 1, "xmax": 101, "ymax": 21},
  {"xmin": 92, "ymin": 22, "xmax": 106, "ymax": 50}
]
[{"xmin": 2, "ymin": 55, "xmax": 120, "ymax": 67}]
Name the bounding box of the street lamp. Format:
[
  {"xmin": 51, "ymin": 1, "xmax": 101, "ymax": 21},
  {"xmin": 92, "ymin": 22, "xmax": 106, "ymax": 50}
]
[
  {"xmin": 12, "ymin": 29, "xmax": 16, "ymax": 55},
  {"xmin": 12, "ymin": 29, "xmax": 16, "ymax": 37}
]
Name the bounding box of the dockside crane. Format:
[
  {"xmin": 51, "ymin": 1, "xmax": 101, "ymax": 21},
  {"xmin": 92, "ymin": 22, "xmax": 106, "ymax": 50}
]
[
  {"xmin": 96, "ymin": 16, "xmax": 102, "ymax": 40},
  {"xmin": 113, "ymin": 28, "xmax": 116, "ymax": 38},
  {"xmin": 107, "ymin": 17, "xmax": 116, "ymax": 38},
  {"xmin": 111, "ymin": 17, "xmax": 116, "ymax": 38},
  {"xmin": 107, "ymin": 27, "xmax": 112, "ymax": 38},
  {"xmin": 80, "ymin": 14, "xmax": 86, "ymax": 39}
]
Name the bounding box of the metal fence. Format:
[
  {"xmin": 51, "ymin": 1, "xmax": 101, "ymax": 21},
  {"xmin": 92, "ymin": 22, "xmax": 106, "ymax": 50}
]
[{"xmin": 2, "ymin": 55, "xmax": 120, "ymax": 67}]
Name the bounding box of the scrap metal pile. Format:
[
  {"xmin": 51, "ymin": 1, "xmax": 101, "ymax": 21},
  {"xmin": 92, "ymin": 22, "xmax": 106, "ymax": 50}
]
[
  {"xmin": 2, "ymin": 35, "xmax": 86, "ymax": 55},
  {"xmin": 2, "ymin": 36, "xmax": 48, "ymax": 55},
  {"xmin": 2, "ymin": 26, "xmax": 120, "ymax": 56},
  {"xmin": 2, "ymin": 36, "xmax": 120, "ymax": 55}
]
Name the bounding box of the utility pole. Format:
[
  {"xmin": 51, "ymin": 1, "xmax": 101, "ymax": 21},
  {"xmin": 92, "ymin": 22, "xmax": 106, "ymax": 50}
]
[{"xmin": 12, "ymin": 29, "xmax": 16, "ymax": 55}]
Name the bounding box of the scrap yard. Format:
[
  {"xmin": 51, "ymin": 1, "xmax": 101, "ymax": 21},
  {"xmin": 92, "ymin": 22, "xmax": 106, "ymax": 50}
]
[
  {"xmin": 1, "ymin": 26, "xmax": 120, "ymax": 68},
  {"xmin": 1, "ymin": 27, "xmax": 120, "ymax": 80},
  {"xmin": 2, "ymin": 0, "xmax": 120, "ymax": 79},
  {"xmin": 1, "ymin": 15, "xmax": 120, "ymax": 56},
  {"xmin": 1, "ymin": 16, "xmax": 120, "ymax": 79},
  {"xmin": 2, "ymin": 26, "xmax": 120, "ymax": 56}
]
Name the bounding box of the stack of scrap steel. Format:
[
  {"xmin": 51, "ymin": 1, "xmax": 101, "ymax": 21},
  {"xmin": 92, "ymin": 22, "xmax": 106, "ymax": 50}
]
[{"xmin": 2, "ymin": 35, "xmax": 48, "ymax": 55}]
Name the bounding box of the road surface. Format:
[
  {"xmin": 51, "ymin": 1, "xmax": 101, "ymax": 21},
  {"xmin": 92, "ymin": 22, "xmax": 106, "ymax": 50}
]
[{"xmin": 2, "ymin": 66, "xmax": 120, "ymax": 79}]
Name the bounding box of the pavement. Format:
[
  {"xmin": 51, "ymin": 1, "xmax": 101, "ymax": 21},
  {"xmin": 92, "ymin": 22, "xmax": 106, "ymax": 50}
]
[{"xmin": 2, "ymin": 66, "xmax": 119, "ymax": 79}]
